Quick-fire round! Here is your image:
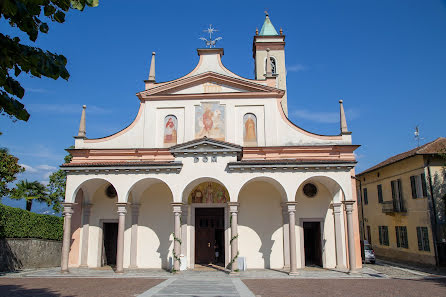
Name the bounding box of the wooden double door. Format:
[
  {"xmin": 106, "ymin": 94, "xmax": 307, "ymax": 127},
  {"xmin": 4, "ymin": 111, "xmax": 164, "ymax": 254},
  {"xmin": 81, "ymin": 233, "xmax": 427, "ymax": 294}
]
[{"xmin": 195, "ymin": 208, "xmax": 225, "ymax": 265}]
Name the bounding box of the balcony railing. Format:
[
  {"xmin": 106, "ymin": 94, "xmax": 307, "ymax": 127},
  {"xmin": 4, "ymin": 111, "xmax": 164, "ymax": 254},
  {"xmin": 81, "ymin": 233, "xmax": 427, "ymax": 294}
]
[{"xmin": 382, "ymin": 200, "xmax": 407, "ymax": 214}]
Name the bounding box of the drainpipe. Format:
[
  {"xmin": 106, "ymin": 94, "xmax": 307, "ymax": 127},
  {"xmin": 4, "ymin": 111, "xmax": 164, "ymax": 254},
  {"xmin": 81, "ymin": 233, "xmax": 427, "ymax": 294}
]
[{"xmin": 426, "ymin": 156, "xmax": 440, "ymax": 268}]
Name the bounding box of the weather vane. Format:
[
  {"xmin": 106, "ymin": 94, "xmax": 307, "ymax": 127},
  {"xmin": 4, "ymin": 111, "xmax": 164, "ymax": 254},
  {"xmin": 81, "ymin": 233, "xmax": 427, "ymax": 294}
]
[{"xmin": 199, "ymin": 24, "xmax": 222, "ymax": 48}]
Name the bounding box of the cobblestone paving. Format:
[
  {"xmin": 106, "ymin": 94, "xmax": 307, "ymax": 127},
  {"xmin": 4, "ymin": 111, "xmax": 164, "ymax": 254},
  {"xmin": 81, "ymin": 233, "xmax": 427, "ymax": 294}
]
[
  {"xmin": 0, "ymin": 278, "xmax": 164, "ymax": 297},
  {"xmin": 243, "ymin": 278, "xmax": 446, "ymax": 297}
]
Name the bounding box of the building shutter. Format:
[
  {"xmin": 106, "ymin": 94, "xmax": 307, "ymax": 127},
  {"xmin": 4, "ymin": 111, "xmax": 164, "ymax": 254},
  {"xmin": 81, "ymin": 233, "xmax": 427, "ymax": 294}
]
[
  {"xmin": 377, "ymin": 184, "xmax": 383, "ymax": 203},
  {"xmin": 422, "ymin": 227, "xmax": 430, "ymax": 251},
  {"xmin": 410, "ymin": 176, "xmax": 417, "ymax": 198},
  {"xmin": 421, "ymin": 173, "xmax": 428, "ymax": 197},
  {"xmin": 396, "ymin": 227, "xmax": 401, "ymax": 247},
  {"xmin": 391, "ymin": 181, "xmax": 397, "ymax": 211},
  {"xmin": 384, "ymin": 227, "xmax": 389, "ymax": 245},
  {"xmin": 379, "ymin": 226, "xmax": 383, "ymax": 245},
  {"xmin": 417, "ymin": 227, "xmax": 423, "ymax": 251},
  {"xmin": 397, "ymin": 179, "xmax": 405, "ymax": 211},
  {"xmin": 363, "ymin": 188, "xmax": 368, "ymax": 205}
]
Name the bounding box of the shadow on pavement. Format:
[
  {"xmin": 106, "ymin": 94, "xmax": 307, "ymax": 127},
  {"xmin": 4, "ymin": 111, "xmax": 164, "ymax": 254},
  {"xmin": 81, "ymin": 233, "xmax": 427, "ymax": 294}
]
[{"xmin": 0, "ymin": 284, "xmax": 71, "ymax": 297}]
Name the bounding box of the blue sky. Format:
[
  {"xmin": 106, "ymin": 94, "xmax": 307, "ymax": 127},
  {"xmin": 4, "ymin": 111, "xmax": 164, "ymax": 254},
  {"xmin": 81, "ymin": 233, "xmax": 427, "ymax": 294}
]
[{"xmin": 1, "ymin": 0, "xmax": 446, "ymax": 212}]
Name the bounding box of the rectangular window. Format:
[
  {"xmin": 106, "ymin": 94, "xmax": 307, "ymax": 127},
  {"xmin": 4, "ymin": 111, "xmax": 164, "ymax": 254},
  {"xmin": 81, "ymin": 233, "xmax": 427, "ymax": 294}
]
[
  {"xmin": 395, "ymin": 226, "xmax": 408, "ymax": 248},
  {"xmin": 417, "ymin": 227, "xmax": 430, "ymax": 251},
  {"xmin": 377, "ymin": 184, "xmax": 383, "ymax": 203},
  {"xmin": 411, "ymin": 174, "xmax": 428, "ymax": 198},
  {"xmin": 379, "ymin": 226, "xmax": 389, "ymax": 246},
  {"xmin": 363, "ymin": 188, "xmax": 368, "ymax": 205},
  {"xmin": 391, "ymin": 179, "xmax": 405, "ymax": 211}
]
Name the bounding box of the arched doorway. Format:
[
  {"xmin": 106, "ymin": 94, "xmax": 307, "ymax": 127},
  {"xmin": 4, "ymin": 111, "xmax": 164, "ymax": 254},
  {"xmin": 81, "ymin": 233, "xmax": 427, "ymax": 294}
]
[{"xmin": 182, "ymin": 179, "xmax": 230, "ymax": 269}]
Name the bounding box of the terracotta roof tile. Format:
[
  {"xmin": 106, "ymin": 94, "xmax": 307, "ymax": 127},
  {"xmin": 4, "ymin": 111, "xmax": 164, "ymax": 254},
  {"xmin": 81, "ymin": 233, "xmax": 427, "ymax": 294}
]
[
  {"xmin": 358, "ymin": 137, "xmax": 446, "ymax": 175},
  {"xmin": 62, "ymin": 161, "xmax": 181, "ymax": 167}
]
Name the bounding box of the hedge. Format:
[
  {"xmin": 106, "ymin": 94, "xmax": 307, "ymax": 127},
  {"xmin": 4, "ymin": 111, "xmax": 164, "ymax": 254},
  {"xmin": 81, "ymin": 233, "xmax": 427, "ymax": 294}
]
[{"xmin": 0, "ymin": 204, "xmax": 63, "ymax": 241}]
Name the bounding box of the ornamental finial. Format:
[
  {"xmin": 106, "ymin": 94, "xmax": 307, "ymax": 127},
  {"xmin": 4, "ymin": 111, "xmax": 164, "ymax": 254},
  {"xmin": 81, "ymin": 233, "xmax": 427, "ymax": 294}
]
[{"xmin": 199, "ymin": 24, "xmax": 222, "ymax": 48}]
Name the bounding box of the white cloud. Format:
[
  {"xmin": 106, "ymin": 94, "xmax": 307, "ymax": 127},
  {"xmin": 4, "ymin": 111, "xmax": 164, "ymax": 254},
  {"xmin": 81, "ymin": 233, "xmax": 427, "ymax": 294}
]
[
  {"xmin": 20, "ymin": 164, "xmax": 38, "ymax": 173},
  {"xmin": 37, "ymin": 165, "xmax": 57, "ymax": 171},
  {"xmin": 287, "ymin": 64, "xmax": 308, "ymax": 72},
  {"xmin": 291, "ymin": 108, "xmax": 359, "ymax": 124},
  {"xmin": 27, "ymin": 104, "xmax": 111, "ymax": 115}
]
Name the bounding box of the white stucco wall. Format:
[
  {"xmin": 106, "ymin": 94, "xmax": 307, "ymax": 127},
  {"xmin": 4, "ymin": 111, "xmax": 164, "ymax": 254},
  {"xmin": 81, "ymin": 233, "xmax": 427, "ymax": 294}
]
[{"xmin": 238, "ymin": 181, "xmax": 284, "ymax": 269}]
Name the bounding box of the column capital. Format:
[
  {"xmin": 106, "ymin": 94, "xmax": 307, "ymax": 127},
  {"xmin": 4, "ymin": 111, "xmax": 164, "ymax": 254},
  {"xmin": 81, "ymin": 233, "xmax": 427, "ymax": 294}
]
[
  {"xmin": 332, "ymin": 202, "xmax": 343, "ymax": 213},
  {"xmin": 116, "ymin": 202, "xmax": 127, "ymax": 215},
  {"xmin": 171, "ymin": 202, "xmax": 183, "ymax": 213},
  {"xmin": 285, "ymin": 201, "xmax": 297, "ymax": 212},
  {"xmin": 343, "ymin": 200, "xmax": 355, "ymax": 212},
  {"xmin": 62, "ymin": 203, "xmax": 75, "ymax": 216},
  {"xmin": 227, "ymin": 202, "xmax": 239, "ymax": 213}
]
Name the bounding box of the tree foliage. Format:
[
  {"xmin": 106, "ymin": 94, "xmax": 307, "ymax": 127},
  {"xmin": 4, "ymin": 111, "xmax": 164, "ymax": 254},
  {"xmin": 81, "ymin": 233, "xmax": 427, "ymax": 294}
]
[
  {"xmin": 10, "ymin": 179, "xmax": 48, "ymax": 211},
  {"xmin": 47, "ymin": 147, "xmax": 72, "ymax": 213},
  {"xmin": 0, "ymin": 147, "xmax": 24, "ymax": 198},
  {"xmin": 0, "ymin": 0, "xmax": 98, "ymax": 122}
]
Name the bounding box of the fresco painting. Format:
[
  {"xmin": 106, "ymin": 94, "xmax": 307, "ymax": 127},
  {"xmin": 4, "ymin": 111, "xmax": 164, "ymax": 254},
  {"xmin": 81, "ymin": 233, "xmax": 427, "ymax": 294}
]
[
  {"xmin": 195, "ymin": 103, "xmax": 225, "ymax": 140},
  {"xmin": 188, "ymin": 182, "xmax": 230, "ymax": 204},
  {"xmin": 243, "ymin": 113, "xmax": 257, "ymax": 146},
  {"xmin": 164, "ymin": 115, "xmax": 177, "ymax": 146}
]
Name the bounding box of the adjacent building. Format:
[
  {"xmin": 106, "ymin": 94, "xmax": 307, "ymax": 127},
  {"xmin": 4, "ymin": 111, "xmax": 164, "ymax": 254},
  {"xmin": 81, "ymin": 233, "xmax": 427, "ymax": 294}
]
[
  {"xmin": 357, "ymin": 137, "xmax": 446, "ymax": 266},
  {"xmin": 59, "ymin": 14, "xmax": 362, "ymax": 274}
]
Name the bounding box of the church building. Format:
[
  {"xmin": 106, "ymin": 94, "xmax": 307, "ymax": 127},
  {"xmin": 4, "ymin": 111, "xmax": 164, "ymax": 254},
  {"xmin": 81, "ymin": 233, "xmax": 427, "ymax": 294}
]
[{"xmin": 60, "ymin": 14, "xmax": 362, "ymax": 274}]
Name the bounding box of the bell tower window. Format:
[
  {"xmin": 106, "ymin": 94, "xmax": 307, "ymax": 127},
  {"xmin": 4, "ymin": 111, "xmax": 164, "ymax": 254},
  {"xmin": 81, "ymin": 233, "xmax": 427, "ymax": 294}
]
[{"xmin": 264, "ymin": 56, "xmax": 277, "ymax": 75}]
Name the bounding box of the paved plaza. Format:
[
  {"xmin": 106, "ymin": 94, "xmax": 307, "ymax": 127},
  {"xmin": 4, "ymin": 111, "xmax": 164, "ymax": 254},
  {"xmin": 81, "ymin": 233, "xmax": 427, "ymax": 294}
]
[{"xmin": 1, "ymin": 261, "xmax": 446, "ymax": 296}]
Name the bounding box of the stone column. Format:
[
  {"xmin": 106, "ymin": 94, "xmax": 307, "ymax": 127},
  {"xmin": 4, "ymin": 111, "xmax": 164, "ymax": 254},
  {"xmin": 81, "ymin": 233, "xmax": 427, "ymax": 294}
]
[
  {"xmin": 181, "ymin": 205, "xmax": 188, "ymax": 257},
  {"xmin": 332, "ymin": 203, "xmax": 346, "ymax": 271},
  {"xmin": 228, "ymin": 202, "xmax": 239, "ymax": 274},
  {"xmin": 116, "ymin": 203, "xmax": 127, "ymax": 273},
  {"xmin": 172, "ymin": 203, "xmax": 183, "ymax": 272},
  {"xmin": 286, "ymin": 202, "xmax": 298, "ymax": 275},
  {"xmin": 129, "ymin": 203, "xmax": 140, "ymax": 269},
  {"xmin": 281, "ymin": 203, "xmax": 290, "ymax": 269},
  {"xmin": 80, "ymin": 203, "xmax": 92, "ymax": 267},
  {"xmin": 61, "ymin": 203, "xmax": 74, "ymax": 273},
  {"xmin": 343, "ymin": 200, "xmax": 358, "ymax": 272}
]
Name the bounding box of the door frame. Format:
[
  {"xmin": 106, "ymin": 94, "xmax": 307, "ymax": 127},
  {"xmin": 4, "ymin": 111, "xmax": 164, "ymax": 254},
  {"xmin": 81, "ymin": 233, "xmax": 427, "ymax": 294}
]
[
  {"xmin": 299, "ymin": 218, "xmax": 325, "ymax": 268},
  {"xmin": 189, "ymin": 203, "xmax": 229, "ymax": 269},
  {"xmin": 98, "ymin": 219, "xmax": 118, "ymax": 267}
]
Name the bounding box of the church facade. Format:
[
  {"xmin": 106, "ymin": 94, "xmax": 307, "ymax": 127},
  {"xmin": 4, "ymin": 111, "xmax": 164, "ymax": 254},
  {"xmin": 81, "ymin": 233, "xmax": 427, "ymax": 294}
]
[{"xmin": 60, "ymin": 15, "xmax": 362, "ymax": 274}]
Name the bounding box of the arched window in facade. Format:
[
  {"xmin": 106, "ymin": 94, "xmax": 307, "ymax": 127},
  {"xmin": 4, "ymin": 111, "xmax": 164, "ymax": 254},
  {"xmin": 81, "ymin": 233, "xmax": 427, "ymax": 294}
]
[
  {"xmin": 243, "ymin": 113, "xmax": 257, "ymax": 146},
  {"xmin": 164, "ymin": 115, "xmax": 177, "ymax": 146},
  {"xmin": 264, "ymin": 56, "xmax": 277, "ymax": 75}
]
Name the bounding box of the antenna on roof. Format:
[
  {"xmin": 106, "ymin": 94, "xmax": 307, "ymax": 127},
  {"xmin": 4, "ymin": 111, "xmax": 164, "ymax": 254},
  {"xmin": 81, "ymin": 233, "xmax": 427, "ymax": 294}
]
[{"xmin": 414, "ymin": 125, "xmax": 424, "ymax": 147}]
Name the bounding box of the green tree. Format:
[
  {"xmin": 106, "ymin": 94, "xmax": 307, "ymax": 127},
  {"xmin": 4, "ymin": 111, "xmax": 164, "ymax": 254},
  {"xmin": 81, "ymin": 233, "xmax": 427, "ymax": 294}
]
[
  {"xmin": 0, "ymin": 0, "xmax": 98, "ymax": 122},
  {"xmin": 47, "ymin": 148, "xmax": 73, "ymax": 213},
  {"xmin": 0, "ymin": 147, "xmax": 24, "ymax": 199},
  {"xmin": 11, "ymin": 180, "xmax": 48, "ymax": 211}
]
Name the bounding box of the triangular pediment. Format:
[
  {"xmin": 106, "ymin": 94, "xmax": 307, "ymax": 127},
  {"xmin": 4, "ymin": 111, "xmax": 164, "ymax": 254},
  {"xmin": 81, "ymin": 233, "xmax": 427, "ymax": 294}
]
[
  {"xmin": 137, "ymin": 72, "xmax": 284, "ymax": 100},
  {"xmin": 169, "ymin": 137, "xmax": 242, "ymax": 157}
]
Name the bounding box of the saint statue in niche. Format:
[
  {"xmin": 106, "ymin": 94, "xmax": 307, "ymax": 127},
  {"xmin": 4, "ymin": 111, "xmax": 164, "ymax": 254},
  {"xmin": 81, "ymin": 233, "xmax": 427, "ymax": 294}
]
[
  {"xmin": 243, "ymin": 113, "xmax": 257, "ymax": 145},
  {"xmin": 195, "ymin": 103, "xmax": 225, "ymax": 140},
  {"xmin": 164, "ymin": 115, "xmax": 177, "ymax": 145}
]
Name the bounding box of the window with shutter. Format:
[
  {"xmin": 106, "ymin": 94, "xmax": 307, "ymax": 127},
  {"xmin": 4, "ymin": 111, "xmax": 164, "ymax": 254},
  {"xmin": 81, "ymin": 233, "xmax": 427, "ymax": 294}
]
[
  {"xmin": 377, "ymin": 184, "xmax": 383, "ymax": 203},
  {"xmin": 396, "ymin": 227, "xmax": 401, "ymax": 247},
  {"xmin": 422, "ymin": 227, "xmax": 430, "ymax": 251},
  {"xmin": 410, "ymin": 176, "xmax": 417, "ymax": 198},
  {"xmin": 421, "ymin": 173, "xmax": 428, "ymax": 197},
  {"xmin": 379, "ymin": 226, "xmax": 383, "ymax": 245},
  {"xmin": 397, "ymin": 179, "xmax": 405, "ymax": 211},
  {"xmin": 417, "ymin": 227, "xmax": 423, "ymax": 251}
]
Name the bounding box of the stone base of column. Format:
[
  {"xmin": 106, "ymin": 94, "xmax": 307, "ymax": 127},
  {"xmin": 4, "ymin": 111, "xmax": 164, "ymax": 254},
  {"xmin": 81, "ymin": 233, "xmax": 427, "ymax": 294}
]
[
  {"xmin": 128, "ymin": 265, "xmax": 138, "ymax": 269},
  {"xmin": 288, "ymin": 271, "xmax": 299, "ymax": 276},
  {"xmin": 79, "ymin": 264, "xmax": 89, "ymax": 268},
  {"xmin": 115, "ymin": 270, "xmax": 124, "ymax": 274},
  {"xmin": 61, "ymin": 269, "xmax": 69, "ymax": 274},
  {"xmin": 348, "ymin": 269, "xmax": 360, "ymax": 274},
  {"xmin": 229, "ymin": 271, "xmax": 240, "ymax": 276}
]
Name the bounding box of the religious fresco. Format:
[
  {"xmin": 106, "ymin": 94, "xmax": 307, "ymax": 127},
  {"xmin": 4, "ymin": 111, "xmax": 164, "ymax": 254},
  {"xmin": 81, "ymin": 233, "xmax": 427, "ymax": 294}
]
[
  {"xmin": 188, "ymin": 182, "xmax": 229, "ymax": 204},
  {"xmin": 243, "ymin": 113, "xmax": 257, "ymax": 146},
  {"xmin": 164, "ymin": 115, "xmax": 177, "ymax": 146},
  {"xmin": 195, "ymin": 103, "xmax": 225, "ymax": 140}
]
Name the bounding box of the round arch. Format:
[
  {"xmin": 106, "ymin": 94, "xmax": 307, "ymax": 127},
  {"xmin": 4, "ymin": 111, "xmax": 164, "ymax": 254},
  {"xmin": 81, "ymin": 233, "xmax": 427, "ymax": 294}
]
[
  {"xmin": 296, "ymin": 175, "xmax": 345, "ymax": 203},
  {"xmin": 70, "ymin": 178, "xmax": 117, "ymax": 204},
  {"xmin": 126, "ymin": 177, "xmax": 174, "ymax": 204},
  {"xmin": 238, "ymin": 176, "xmax": 287, "ymax": 202}
]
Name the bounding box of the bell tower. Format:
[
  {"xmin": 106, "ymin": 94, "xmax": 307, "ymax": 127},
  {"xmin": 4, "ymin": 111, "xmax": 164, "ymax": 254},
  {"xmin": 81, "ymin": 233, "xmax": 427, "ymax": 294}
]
[{"xmin": 253, "ymin": 12, "xmax": 288, "ymax": 115}]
